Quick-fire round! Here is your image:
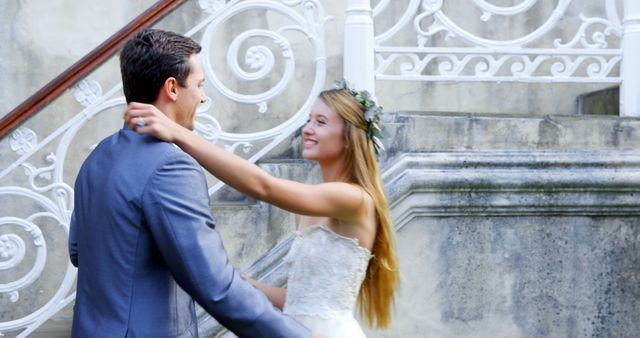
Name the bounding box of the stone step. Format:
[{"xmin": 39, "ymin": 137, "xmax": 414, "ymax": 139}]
[
  {"xmin": 210, "ymin": 111, "xmax": 640, "ymax": 271},
  {"xmin": 378, "ymin": 111, "xmax": 640, "ymax": 168},
  {"xmin": 577, "ymin": 86, "xmax": 619, "ymax": 116},
  {"xmin": 22, "ymin": 314, "xmax": 73, "ymax": 338},
  {"xmin": 208, "ymin": 160, "xmax": 319, "ymax": 266},
  {"xmin": 234, "ymin": 111, "xmax": 640, "ymax": 173}
]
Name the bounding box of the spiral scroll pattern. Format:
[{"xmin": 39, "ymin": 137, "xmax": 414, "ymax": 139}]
[{"xmin": 374, "ymin": 0, "xmax": 622, "ymax": 83}]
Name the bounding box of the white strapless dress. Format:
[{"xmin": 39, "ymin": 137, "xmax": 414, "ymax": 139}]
[{"xmin": 282, "ymin": 225, "xmax": 372, "ymax": 338}]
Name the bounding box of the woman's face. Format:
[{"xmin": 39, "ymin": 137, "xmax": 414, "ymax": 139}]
[{"xmin": 302, "ymin": 98, "xmax": 346, "ymax": 162}]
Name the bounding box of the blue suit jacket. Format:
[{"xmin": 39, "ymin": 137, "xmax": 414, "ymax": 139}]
[{"xmin": 69, "ymin": 125, "xmax": 309, "ymax": 338}]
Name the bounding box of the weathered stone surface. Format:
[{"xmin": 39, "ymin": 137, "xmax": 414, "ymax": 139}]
[
  {"xmin": 0, "ymin": 0, "xmax": 156, "ymax": 117},
  {"xmin": 200, "ymin": 113, "xmax": 640, "ymax": 337},
  {"xmin": 362, "ymin": 113, "xmax": 640, "ymax": 338},
  {"xmin": 578, "ymin": 87, "xmax": 620, "ymax": 116},
  {"xmin": 366, "ymin": 215, "xmax": 640, "ymax": 338}
]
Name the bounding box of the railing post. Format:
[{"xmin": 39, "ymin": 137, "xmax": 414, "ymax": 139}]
[
  {"xmin": 621, "ymin": 0, "xmax": 640, "ymax": 116},
  {"xmin": 344, "ymin": 0, "xmax": 375, "ymax": 95}
]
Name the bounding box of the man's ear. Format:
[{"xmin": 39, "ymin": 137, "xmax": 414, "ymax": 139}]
[{"xmin": 162, "ymin": 77, "xmax": 179, "ymax": 102}]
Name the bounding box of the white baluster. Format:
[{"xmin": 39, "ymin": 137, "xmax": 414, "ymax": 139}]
[
  {"xmin": 621, "ymin": 0, "xmax": 640, "ymax": 116},
  {"xmin": 344, "ymin": 0, "xmax": 375, "ymax": 95}
]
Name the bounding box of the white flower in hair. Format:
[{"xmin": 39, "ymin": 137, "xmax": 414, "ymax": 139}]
[{"xmin": 333, "ymin": 79, "xmax": 385, "ymax": 155}]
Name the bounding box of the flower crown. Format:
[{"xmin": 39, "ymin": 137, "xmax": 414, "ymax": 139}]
[{"xmin": 333, "ymin": 79, "xmax": 384, "ymax": 155}]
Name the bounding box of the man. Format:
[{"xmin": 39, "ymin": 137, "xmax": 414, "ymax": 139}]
[{"xmin": 69, "ymin": 28, "xmax": 312, "ymax": 337}]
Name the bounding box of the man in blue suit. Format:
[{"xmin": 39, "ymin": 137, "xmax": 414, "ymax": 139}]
[{"xmin": 69, "ymin": 29, "xmax": 313, "ymax": 337}]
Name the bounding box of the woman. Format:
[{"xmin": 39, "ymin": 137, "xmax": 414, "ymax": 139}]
[{"xmin": 125, "ymin": 80, "xmax": 400, "ymax": 337}]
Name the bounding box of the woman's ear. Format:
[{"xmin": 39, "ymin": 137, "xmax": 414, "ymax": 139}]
[{"xmin": 162, "ymin": 77, "xmax": 179, "ymax": 102}]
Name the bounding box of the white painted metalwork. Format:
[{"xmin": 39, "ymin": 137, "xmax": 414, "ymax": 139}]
[
  {"xmin": 367, "ymin": 0, "xmax": 632, "ymax": 112},
  {"xmin": 373, "ymin": 0, "xmax": 622, "ymax": 82},
  {"xmin": 0, "ymin": 1, "xmax": 330, "ymax": 336},
  {"xmin": 9, "ymin": 128, "xmax": 37, "ymax": 156},
  {"xmin": 194, "ymin": 0, "xmax": 331, "ymax": 193},
  {"xmin": 621, "ymin": 0, "xmax": 640, "ymax": 116},
  {"xmin": 73, "ymin": 79, "xmax": 103, "ymax": 107},
  {"xmin": 344, "ymin": 0, "xmax": 376, "ymax": 94}
]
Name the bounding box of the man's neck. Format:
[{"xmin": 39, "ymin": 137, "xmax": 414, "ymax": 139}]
[{"xmin": 153, "ymin": 101, "xmax": 176, "ymax": 122}]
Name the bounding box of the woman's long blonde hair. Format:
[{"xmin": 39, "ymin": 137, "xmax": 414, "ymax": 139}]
[{"xmin": 318, "ymin": 88, "xmax": 400, "ymax": 329}]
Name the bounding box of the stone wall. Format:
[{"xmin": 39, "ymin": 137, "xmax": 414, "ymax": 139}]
[
  {"xmin": 362, "ymin": 113, "xmax": 640, "ymax": 337},
  {"xmin": 202, "ymin": 112, "xmax": 640, "ymax": 338},
  {"xmin": 0, "ymin": 0, "xmax": 156, "ymax": 117},
  {"xmin": 1, "ymin": 0, "xmax": 619, "ymax": 118}
]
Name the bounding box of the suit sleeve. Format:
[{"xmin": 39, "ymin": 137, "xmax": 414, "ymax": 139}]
[
  {"xmin": 69, "ymin": 210, "xmax": 78, "ymax": 267},
  {"xmin": 141, "ymin": 152, "xmax": 310, "ymax": 338}
]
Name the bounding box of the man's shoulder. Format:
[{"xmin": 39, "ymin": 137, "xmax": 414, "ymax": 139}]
[
  {"xmin": 149, "ymin": 143, "xmax": 198, "ymax": 167},
  {"xmin": 134, "ymin": 137, "xmax": 202, "ymax": 175},
  {"xmin": 120, "ymin": 130, "xmax": 193, "ymax": 161},
  {"xmin": 131, "ymin": 141, "xmax": 201, "ymax": 182},
  {"xmin": 85, "ymin": 130, "xmax": 198, "ymax": 176},
  {"xmin": 140, "ymin": 140, "xmax": 209, "ymax": 202}
]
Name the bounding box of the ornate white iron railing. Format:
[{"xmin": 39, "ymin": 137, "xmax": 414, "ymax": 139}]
[
  {"xmin": 0, "ymin": 1, "xmax": 330, "ymax": 336},
  {"xmin": 345, "ymin": 0, "xmax": 640, "ymax": 116}
]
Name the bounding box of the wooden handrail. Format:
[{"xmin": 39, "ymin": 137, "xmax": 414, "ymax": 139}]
[{"xmin": 0, "ymin": 0, "xmax": 186, "ymax": 139}]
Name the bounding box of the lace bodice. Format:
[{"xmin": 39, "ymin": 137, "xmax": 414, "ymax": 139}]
[{"xmin": 282, "ymin": 225, "xmax": 372, "ymax": 319}]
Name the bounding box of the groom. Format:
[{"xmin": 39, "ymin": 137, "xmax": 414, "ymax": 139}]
[{"xmin": 69, "ymin": 29, "xmax": 313, "ymax": 337}]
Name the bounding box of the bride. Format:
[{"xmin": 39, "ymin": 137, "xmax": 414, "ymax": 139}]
[{"xmin": 125, "ymin": 80, "xmax": 400, "ymax": 337}]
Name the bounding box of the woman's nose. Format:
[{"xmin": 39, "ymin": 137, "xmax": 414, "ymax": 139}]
[{"xmin": 302, "ymin": 123, "xmax": 313, "ymax": 135}]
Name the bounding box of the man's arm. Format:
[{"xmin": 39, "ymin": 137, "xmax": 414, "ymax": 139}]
[
  {"xmin": 68, "ymin": 211, "xmax": 78, "ymax": 267},
  {"xmin": 141, "ymin": 151, "xmax": 310, "ymax": 338}
]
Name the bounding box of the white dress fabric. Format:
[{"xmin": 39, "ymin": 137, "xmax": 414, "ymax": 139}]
[{"xmin": 283, "ymin": 225, "xmax": 372, "ymax": 338}]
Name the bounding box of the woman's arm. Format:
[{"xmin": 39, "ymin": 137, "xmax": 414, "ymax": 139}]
[
  {"xmin": 125, "ymin": 102, "xmax": 365, "ymax": 221},
  {"xmin": 247, "ymin": 278, "xmax": 286, "ymax": 309}
]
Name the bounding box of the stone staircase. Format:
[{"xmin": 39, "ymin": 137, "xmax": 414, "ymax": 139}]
[
  {"xmin": 202, "ymin": 110, "xmax": 640, "ymax": 337},
  {"xmin": 25, "ymin": 109, "xmax": 640, "ymax": 337}
]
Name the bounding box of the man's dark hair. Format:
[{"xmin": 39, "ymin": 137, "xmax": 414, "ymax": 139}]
[{"xmin": 120, "ymin": 29, "xmax": 202, "ymax": 104}]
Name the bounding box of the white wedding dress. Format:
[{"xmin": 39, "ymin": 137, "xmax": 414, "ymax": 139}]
[{"xmin": 282, "ymin": 224, "xmax": 372, "ymax": 338}]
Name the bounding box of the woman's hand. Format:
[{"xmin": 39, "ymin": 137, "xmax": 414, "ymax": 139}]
[{"xmin": 124, "ymin": 102, "xmax": 182, "ymax": 142}]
